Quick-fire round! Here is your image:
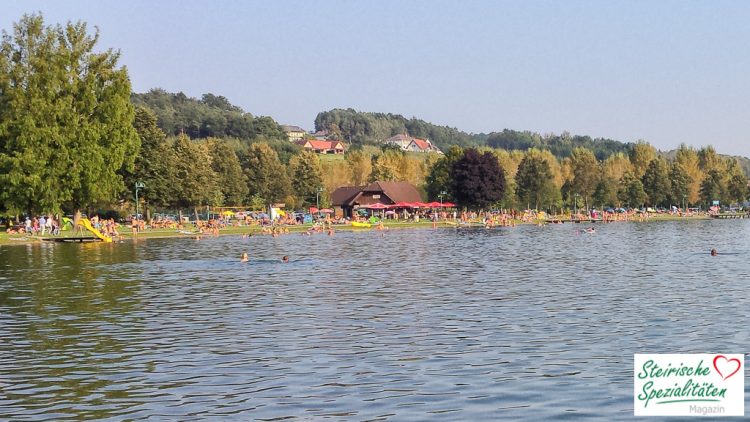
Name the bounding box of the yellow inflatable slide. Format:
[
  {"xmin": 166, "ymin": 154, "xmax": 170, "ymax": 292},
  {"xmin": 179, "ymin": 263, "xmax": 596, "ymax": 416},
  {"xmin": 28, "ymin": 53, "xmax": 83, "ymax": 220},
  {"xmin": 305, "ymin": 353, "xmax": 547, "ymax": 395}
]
[{"xmin": 78, "ymin": 218, "xmax": 112, "ymax": 242}]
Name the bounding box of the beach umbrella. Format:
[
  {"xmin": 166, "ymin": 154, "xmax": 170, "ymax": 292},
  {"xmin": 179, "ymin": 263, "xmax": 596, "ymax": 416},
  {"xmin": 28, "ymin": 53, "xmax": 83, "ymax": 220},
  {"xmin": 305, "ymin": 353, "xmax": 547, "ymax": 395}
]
[
  {"xmin": 309, "ymin": 206, "xmax": 319, "ymax": 214},
  {"xmin": 367, "ymin": 203, "xmax": 389, "ymax": 209},
  {"xmin": 442, "ymin": 202, "xmax": 456, "ymax": 207},
  {"xmin": 425, "ymin": 202, "xmax": 442, "ymax": 208},
  {"xmin": 412, "ymin": 202, "xmax": 427, "ymax": 208},
  {"xmin": 320, "ymin": 209, "xmax": 334, "ymax": 213},
  {"xmin": 221, "ymin": 210, "xmax": 235, "ymax": 216}
]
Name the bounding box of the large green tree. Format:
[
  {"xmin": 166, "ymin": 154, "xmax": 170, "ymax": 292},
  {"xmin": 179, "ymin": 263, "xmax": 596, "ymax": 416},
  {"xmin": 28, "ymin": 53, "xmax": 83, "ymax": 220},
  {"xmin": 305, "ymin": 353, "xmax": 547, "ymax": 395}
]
[
  {"xmin": 450, "ymin": 148, "xmax": 505, "ymax": 209},
  {"xmin": 171, "ymin": 134, "xmax": 220, "ymax": 211},
  {"xmin": 629, "ymin": 141, "xmax": 657, "ymax": 179},
  {"xmin": 569, "ymin": 147, "xmax": 599, "ymax": 210},
  {"xmin": 370, "ymin": 149, "xmax": 404, "ymax": 182},
  {"xmin": 288, "ymin": 150, "xmax": 324, "ymax": 208},
  {"xmin": 700, "ymin": 169, "xmax": 727, "ymax": 206},
  {"xmin": 668, "ymin": 162, "xmax": 690, "ymax": 208},
  {"xmin": 126, "ymin": 106, "xmax": 176, "ymax": 211},
  {"xmin": 0, "ymin": 14, "xmax": 139, "ymax": 215},
  {"xmin": 206, "ymin": 138, "xmax": 248, "ymax": 206},
  {"xmin": 618, "ymin": 172, "xmax": 647, "ymax": 208},
  {"xmin": 725, "ymin": 159, "xmax": 748, "ymax": 205},
  {"xmin": 515, "ymin": 151, "xmax": 559, "ymax": 210},
  {"xmin": 425, "ymin": 145, "xmax": 463, "ymax": 202},
  {"xmin": 243, "ymin": 143, "xmax": 291, "ymax": 204},
  {"xmin": 345, "ymin": 149, "xmax": 372, "ymax": 186},
  {"xmin": 674, "ymin": 144, "xmax": 702, "ymax": 205},
  {"xmin": 641, "ymin": 157, "xmax": 671, "ymax": 207},
  {"xmin": 593, "ymin": 176, "xmax": 619, "ymax": 208}
]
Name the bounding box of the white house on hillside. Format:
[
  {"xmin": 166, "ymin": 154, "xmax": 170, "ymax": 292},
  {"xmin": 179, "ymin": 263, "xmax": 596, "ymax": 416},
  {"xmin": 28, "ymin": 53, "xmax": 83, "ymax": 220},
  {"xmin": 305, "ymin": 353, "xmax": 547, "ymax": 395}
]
[{"xmin": 384, "ymin": 134, "xmax": 443, "ymax": 154}]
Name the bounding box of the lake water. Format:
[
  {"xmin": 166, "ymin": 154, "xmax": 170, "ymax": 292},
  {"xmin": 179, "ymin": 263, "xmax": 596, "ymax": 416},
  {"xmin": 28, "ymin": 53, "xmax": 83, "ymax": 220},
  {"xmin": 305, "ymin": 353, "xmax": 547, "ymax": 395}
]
[{"xmin": 1, "ymin": 220, "xmax": 749, "ymax": 420}]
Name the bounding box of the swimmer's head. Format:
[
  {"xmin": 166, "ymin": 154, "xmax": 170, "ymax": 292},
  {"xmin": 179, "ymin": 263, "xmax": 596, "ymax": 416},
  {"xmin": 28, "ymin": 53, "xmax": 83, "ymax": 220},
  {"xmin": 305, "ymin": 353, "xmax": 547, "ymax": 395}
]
[
  {"xmin": 711, "ymin": 248, "xmax": 717, "ymax": 256},
  {"xmin": 282, "ymin": 255, "xmax": 289, "ymax": 263}
]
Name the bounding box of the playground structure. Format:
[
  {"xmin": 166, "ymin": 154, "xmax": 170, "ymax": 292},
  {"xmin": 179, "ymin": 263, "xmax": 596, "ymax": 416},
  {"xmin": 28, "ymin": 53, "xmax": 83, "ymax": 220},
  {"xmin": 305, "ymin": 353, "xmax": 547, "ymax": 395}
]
[{"xmin": 58, "ymin": 217, "xmax": 112, "ymax": 242}]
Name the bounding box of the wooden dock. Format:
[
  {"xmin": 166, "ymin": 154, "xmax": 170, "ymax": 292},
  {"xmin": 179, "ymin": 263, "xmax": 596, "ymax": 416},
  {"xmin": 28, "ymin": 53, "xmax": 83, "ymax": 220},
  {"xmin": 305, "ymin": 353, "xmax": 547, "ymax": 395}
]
[
  {"xmin": 41, "ymin": 236, "xmax": 101, "ymax": 243},
  {"xmin": 711, "ymin": 213, "xmax": 749, "ymax": 219}
]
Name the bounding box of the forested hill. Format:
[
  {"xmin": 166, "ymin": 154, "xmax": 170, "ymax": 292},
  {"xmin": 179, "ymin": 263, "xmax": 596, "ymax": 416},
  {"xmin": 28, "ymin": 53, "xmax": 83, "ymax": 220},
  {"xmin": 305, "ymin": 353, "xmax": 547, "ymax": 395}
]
[
  {"xmin": 482, "ymin": 129, "xmax": 631, "ymax": 161},
  {"xmin": 314, "ymin": 108, "xmax": 478, "ymax": 150},
  {"xmin": 131, "ymin": 89, "xmax": 287, "ymax": 142},
  {"xmin": 314, "ymin": 109, "xmax": 630, "ymax": 159}
]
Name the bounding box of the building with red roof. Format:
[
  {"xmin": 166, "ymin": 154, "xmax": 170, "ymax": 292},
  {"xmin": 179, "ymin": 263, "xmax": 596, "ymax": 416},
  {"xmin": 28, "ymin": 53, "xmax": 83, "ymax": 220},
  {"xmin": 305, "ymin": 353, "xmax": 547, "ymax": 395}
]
[{"xmin": 384, "ymin": 134, "xmax": 443, "ymax": 154}]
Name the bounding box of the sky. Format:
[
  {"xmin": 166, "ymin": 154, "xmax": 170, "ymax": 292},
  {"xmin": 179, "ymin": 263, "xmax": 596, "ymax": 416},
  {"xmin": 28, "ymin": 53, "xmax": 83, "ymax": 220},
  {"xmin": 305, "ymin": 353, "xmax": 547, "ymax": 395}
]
[{"xmin": 4, "ymin": 0, "xmax": 750, "ymax": 156}]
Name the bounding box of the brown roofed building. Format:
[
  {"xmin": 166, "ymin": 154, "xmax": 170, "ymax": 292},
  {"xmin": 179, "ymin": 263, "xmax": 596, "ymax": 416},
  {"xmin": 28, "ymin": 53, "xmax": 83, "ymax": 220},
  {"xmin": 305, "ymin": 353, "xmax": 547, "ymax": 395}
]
[{"xmin": 330, "ymin": 181, "xmax": 423, "ymax": 217}]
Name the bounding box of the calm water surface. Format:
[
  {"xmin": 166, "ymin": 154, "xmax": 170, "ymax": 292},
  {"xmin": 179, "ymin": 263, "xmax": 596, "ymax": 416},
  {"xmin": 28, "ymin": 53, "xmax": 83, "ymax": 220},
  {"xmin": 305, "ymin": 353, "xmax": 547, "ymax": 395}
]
[{"xmin": 1, "ymin": 220, "xmax": 749, "ymax": 420}]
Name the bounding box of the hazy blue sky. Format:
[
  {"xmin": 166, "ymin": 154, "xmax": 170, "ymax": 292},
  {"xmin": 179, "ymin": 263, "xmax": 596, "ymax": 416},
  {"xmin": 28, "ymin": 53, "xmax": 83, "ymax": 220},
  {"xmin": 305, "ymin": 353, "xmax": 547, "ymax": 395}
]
[{"xmin": 4, "ymin": 1, "xmax": 750, "ymax": 156}]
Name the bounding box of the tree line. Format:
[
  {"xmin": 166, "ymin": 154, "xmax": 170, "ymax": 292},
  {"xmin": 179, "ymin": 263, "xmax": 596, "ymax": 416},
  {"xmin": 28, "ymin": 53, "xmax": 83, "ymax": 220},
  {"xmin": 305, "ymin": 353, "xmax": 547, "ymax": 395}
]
[{"xmin": 425, "ymin": 143, "xmax": 749, "ymax": 211}]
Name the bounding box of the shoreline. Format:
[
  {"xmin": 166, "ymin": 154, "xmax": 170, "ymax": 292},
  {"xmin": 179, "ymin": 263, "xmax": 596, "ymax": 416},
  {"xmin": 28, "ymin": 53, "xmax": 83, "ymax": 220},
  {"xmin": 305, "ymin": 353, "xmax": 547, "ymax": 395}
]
[{"xmin": 0, "ymin": 214, "xmax": 716, "ymax": 246}]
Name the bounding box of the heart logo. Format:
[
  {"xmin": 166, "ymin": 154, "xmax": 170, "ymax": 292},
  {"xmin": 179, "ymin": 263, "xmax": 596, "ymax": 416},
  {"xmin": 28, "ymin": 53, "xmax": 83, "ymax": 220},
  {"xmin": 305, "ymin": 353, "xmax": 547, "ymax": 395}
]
[{"xmin": 713, "ymin": 355, "xmax": 741, "ymax": 380}]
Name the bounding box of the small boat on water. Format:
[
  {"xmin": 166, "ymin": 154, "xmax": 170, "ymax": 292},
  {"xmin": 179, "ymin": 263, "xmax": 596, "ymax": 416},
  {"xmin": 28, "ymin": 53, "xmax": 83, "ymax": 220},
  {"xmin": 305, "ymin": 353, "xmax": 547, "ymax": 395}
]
[{"xmin": 351, "ymin": 221, "xmax": 372, "ymax": 228}]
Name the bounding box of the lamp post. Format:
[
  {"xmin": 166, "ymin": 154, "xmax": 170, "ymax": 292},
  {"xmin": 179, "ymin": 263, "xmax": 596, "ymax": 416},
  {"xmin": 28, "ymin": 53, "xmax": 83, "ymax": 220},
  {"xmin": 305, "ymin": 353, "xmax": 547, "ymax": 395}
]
[
  {"xmin": 439, "ymin": 190, "xmax": 446, "ymax": 207},
  {"xmin": 316, "ymin": 187, "xmax": 323, "ymax": 210},
  {"xmin": 134, "ymin": 181, "xmax": 145, "ymax": 221}
]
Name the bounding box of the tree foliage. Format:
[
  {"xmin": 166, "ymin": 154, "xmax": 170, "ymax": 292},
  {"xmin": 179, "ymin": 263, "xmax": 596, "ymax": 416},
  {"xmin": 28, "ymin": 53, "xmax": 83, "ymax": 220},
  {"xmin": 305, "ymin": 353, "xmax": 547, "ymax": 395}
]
[
  {"xmin": 700, "ymin": 169, "xmax": 727, "ymax": 205},
  {"xmin": 618, "ymin": 172, "xmax": 647, "ymax": 208},
  {"xmin": 629, "ymin": 141, "xmax": 657, "ymax": 179},
  {"xmin": 132, "ymin": 89, "xmax": 286, "ymax": 142},
  {"xmin": 206, "ymin": 138, "xmax": 248, "ymax": 206},
  {"xmin": 243, "ymin": 143, "xmax": 292, "ymax": 205},
  {"xmin": 486, "ymin": 129, "xmax": 629, "ymax": 161},
  {"xmin": 425, "ymin": 145, "xmax": 463, "ymax": 201},
  {"xmin": 171, "ymin": 135, "xmax": 220, "ymax": 208},
  {"xmin": 288, "ymin": 150, "xmax": 324, "ymax": 208},
  {"xmin": 127, "ymin": 106, "xmax": 175, "ymax": 209},
  {"xmin": 515, "ymin": 151, "xmax": 560, "ymax": 210},
  {"xmin": 450, "ymin": 149, "xmax": 505, "ymax": 209},
  {"xmin": 569, "ymin": 148, "xmax": 599, "ymax": 209},
  {"xmin": 345, "ymin": 148, "xmax": 372, "ymax": 186},
  {"xmin": 314, "ymin": 108, "xmax": 477, "ymax": 151},
  {"xmin": 0, "ymin": 13, "xmax": 139, "ymax": 215},
  {"xmin": 641, "ymin": 157, "xmax": 671, "ymax": 206}
]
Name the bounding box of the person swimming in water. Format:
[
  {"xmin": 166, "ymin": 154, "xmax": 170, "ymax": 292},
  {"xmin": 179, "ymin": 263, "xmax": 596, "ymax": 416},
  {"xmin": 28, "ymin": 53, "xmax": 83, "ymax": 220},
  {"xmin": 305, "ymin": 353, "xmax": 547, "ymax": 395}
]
[
  {"xmin": 241, "ymin": 252, "xmax": 248, "ymax": 262},
  {"xmin": 282, "ymin": 255, "xmax": 289, "ymax": 263},
  {"xmin": 711, "ymin": 248, "xmax": 717, "ymax": 256}
]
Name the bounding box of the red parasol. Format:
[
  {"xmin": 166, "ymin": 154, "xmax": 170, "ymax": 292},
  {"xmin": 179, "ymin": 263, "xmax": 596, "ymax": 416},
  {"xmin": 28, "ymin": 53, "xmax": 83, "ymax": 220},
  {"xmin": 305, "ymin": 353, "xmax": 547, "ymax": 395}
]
[
  {"xmin": 366, "ymin": 203, "xmax": 389, "ymax": 209},
  {"xmin": 425, "ymin": 202, "xmax": 443, "ymax": 208},
  {"xmin": 442, "ymin": 202, "xmax": 456, "ymax": 207}
]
